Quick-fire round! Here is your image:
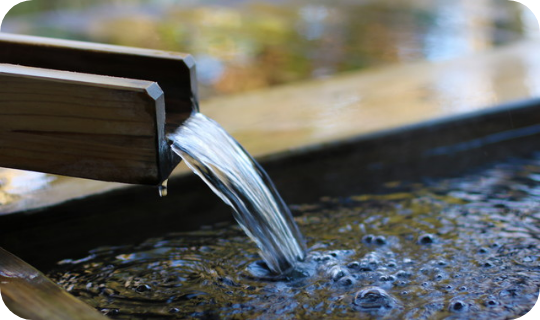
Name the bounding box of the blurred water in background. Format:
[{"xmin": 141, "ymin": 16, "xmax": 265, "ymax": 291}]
[{"xmin": 3, "ymin": 0, "xmax": 538, "ymax": 99}]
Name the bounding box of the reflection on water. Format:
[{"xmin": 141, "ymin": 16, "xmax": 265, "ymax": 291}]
[
  {"xmin": 48, "ymin": 154, "xmax": 540, "ymax": 319},
  {"xmin": 0, "ymin": 169, "xmax": 55, "ymax": 206},
  {"xmin": 4, "ymin": 0, "xmax": 535, "ymax": 98},
  {"xmin": 423, "ymin": 0, "xmax": 494, "ymax": 61},
  {"xmin": 430, "ymin": 60, "xmax": 497, "ymax": 112}
]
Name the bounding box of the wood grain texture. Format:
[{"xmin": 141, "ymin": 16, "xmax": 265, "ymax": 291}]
[
  {"xmin": 0, "ymin": 33, "xmax": 200, "ymax": 185},
  {"xmin": 0, "ymin": 63, "xmax": 170, "ymax": 185},
  {"xmin": 0, "ymin": 247, "xmax": 108, "ymax": 320},
  {"xmin": 0, "ymin": 33, "xmax": 198, "ymax": 134}
]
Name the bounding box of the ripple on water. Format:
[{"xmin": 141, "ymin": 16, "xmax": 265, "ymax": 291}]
[{"xmin": 48, "ymin": 156, "xmax": 540, "ymax": 319}]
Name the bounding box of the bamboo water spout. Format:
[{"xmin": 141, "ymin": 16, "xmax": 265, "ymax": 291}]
[{"xmin": 0, "ymin": 33, "xmax": 198, "ymax": 185}]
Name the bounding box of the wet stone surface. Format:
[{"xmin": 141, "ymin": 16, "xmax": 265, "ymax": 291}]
[{"xmin": 48, "ymin": 155, "xmax": 540, "ymax": 319}]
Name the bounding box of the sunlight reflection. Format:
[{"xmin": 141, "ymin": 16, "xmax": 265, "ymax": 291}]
[
  {"xmin": 423, "ymin": 0, "xmax": 492, "ymax": 61},
  {"xmin": 0, "ymin": 169, "xmax": 55, "ymax": 195},
  {"xmin": 3, "ymin": 0, "xmax": 530, "ymax": 98}
]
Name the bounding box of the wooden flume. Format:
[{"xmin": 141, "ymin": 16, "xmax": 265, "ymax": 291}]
[
  {"xmin": 0, "ymin": 247, "xmax": 109, "ymax": 320},
  {"xmin": 0, "ymin": 34, "xmax": 198, "ymax": 318},
  {"xmin": 0, "ymin": 33, "xmax": 198, "ymax": 185}
]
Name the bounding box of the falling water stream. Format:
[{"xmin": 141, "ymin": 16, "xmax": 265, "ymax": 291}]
[
  {"xmin": 47, "ymin": 115, "xmax": 540, "ymax": 319},
  {"xmin": 168, "ymin": 113, "xmax": 306, "ymax": 274}
]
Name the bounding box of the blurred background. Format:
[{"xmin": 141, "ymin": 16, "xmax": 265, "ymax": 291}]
[{"xmin": 3, "ymin": 0, "xmax": 538, "ymax": 99}]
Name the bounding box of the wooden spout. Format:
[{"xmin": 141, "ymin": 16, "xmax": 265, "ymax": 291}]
[{"xmin": 0, "ymin": 34, "xmax": 198, "ymax": 185}]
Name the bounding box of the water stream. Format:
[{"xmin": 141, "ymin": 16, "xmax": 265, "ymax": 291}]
[{"xmin": 167, "ymin": 113, "xmax": 306, "ymax": 274}]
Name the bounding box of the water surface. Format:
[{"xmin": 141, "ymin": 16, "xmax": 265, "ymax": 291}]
[{"xmin": 49, "ymin": 154, "xmax": 540, "ymax": 319}]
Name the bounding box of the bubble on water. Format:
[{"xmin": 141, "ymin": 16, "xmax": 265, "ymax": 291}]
[
  {"xmin": 336, "ymin": 276, "xmax": 355, "ymax": 287},
  {"xmin": 434, "ymin": 273, "xmax": 444, "ymax": 281},
  {"xmin": 379, "ymin": 275, "xmax": 396, "ymax": 282},
  {"xmin": 315, "ymin": 254, "xmax": 336, "ymax": 262},
  {"xmin": 357, "ymin": 261, "xmax": 377, "ymax": 272},
  {"xmin": 374, "ymin": 236, "xmax": 387, "ymax": 246},
  {"xmin": 478, "ymin": 247, "xmax": 489, "ymax": 254},
  {"xmin": 418, "ymin": 234, "xmax": 435, "ymax": 245},
  {"xmin": 352, "ymin": 286, "xmax": 398, "ymax": 312},
  {"xmin": 449, "ymin": 300, "xmax": 469, "ymax": 313},
  {"xmin": 436, "ymin": 260, "xmax": 447, "ymax": 266},
  {"xmin": 485, "ymin": 299, "xmax": 500, "ymax": 307},
  {"xmin": 442, "ymin": 285, "xmax": 453, "ymax": 291},
  {"xmin": 328, "ymin": 266, "xmax": 347, "ymax": 281},
  {"xmin": 362, "ymin": 235, "xmax": 375, "ymax": 244},
  {"xmin": 387, "ymin": 260, "xmax": 397, "ymax": 268},
  {"xmin": 396, "ymin": 270, "xmax": 411, "ymax": 279},
  {"xmin": 347, "ymin": 261, "xmax": 361, "ymax": 270}
]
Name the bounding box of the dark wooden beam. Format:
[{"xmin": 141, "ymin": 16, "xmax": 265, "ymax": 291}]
[{"xmin": 0, "ymin": 63, "xmax": 172, "ymax": 185}]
